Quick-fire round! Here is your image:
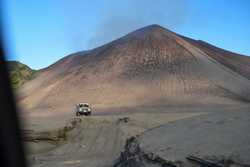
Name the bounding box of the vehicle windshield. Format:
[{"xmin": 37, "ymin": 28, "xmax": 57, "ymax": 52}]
[{"xmin": 79, "ymin": 104, "xmax": 89, "ymax": 107}]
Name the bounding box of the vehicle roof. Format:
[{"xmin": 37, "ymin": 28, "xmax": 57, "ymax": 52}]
[{"xmin": 77, "ymin": 103, "xmax": 89, "ymax": 105}]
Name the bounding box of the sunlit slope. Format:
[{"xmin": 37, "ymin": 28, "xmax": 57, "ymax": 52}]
[{"xmin": 7, "ymin": 61, "xmax": 37, "ymax": 89}]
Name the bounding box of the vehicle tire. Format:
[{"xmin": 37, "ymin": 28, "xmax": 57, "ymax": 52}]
[{"xmin": 76, "ymin": 112, "xmax": 80, "ymax": 116}]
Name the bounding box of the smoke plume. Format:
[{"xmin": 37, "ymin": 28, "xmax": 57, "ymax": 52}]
[{"xmin": 88, "ymin": 0, "xmax": 189, "ymax": 49}]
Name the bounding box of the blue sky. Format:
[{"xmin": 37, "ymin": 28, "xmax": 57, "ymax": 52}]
[{"xmin": 2, "ymin": 0, "xmax": 250, "ymax": 69}]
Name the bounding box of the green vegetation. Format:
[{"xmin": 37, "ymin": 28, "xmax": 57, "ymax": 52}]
[{"xmin": 7, "ymin": 61, "xmax": 37, "ymax": 89}]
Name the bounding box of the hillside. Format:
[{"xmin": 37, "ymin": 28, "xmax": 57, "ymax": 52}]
[
  {"xmin": 18, "ymin": 25, "xmax": 250, "ymax": 114},
  {"xmin": 7, "ymin": 61, "xmax": 37, "ymax": 89}
]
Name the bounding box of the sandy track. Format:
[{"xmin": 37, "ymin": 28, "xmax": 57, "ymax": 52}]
[
  {"xmin": 22, "ymin": 104, "xmax": 250, "ymax": 167},
  {"xmin": 25, "ymin": 112, "xmax": 203, "ymax": 167}
]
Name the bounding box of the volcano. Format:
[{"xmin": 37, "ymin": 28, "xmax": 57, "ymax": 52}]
[{"xmin": 19, "ymin": 25, "xmax": 250, "ymax": 113}]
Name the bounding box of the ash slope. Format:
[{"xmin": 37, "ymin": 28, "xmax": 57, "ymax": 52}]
[{"xmin": 19, "ymin": 25, "xmax": 250, "ymax": 113}]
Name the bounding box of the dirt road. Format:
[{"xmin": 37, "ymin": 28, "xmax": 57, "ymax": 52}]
[{"xmin": 23, "ymin": 105, "xmax": 250, "ymax": 167}]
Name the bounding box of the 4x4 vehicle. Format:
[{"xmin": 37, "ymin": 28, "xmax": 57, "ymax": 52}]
[{"xmin": 75, "ymin": 103, "xmax": 92, "ymax": 116}]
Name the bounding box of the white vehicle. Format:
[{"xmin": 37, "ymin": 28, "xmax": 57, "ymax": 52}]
[{"xmin": 75, "ymin": 103, "xmax": 92, "ymax": 116}]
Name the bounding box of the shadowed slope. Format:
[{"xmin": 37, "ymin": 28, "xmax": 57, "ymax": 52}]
[
  {"xmin": 182, "ymin": 36, "xmax": 250, "ymax": 80},
  {"xmin": 19, "ymin": 25, "xmax": 250, "ymax": 114}
]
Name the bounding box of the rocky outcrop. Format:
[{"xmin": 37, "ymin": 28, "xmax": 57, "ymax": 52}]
[
  {"xmin": 22, "ymin": 118, "xmax": 81, "ymax": 143},
  {"xmin": 114, "ymin": 136, "xmax": 250, "ymax": 167},
  {"xmin": 113, "ymin": 136, "xmax": 179, "ymax": 167}
]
